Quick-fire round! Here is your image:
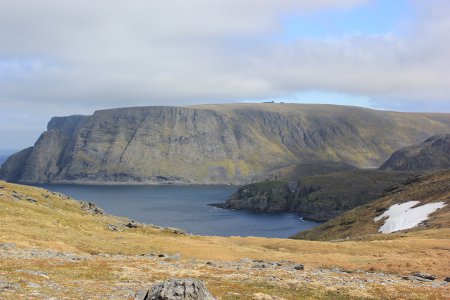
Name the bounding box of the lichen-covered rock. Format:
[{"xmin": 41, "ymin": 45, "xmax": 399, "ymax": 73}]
[
  {"xmin": 136, "ymin": 278, "xmax": 216, "ymax": 300},
  {"xmin": 80, "ymin": 201, "xmax": 104, "ymax": 215}
]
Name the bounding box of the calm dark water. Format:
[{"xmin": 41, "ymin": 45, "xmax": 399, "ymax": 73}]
[{"xmin": 34, "ymin": 184, "xmax": 318, "ymax": 238}]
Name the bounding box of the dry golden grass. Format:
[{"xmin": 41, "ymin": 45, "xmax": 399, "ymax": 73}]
[
  {"xmin": 1, "ymin": 180, "xmax": 449, "ymax": 299},
  {"xmin": 294, "ymin": 170, "xmax": 450, "ymax": 241}
]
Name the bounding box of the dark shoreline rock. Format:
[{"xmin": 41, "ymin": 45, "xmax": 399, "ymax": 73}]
[{"xmin": 216, "ymin": 168, "xmax": 414, "ymax": 222}]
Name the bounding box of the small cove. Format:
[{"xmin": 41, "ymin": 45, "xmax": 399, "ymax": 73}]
[{"xmin": 34, "ymin": 184, "xmax": 319, "ymax": 238}]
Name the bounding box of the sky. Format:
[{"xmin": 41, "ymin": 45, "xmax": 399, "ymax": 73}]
[{"xmin": 0, "ymin": 0, "xmax": 450, "ymax": 149}]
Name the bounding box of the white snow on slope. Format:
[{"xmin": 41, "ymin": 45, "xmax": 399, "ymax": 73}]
[{"xmin": 374, "ymin": 201, "xmax": 447, "ymax": 233}]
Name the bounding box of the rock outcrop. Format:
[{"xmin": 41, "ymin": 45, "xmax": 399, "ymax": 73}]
[
  {"xmin": 134, "ymin": 278, "xmax": 216, "ymax": 300},
  {"xmin": 217, "ymin": 166, "xmax": 414, "ymax": 222},
  {"xmin": 1, "ymin": 104, "xmax": 450, "ymax": 184},
  {"xmin": 379, "ymin": 133, "xmax": 450, "ymax": 172}
]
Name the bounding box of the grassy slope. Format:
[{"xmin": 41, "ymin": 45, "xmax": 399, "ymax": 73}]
[
  {"xmin": 0, "ymin": 180, "xmax": 449, "ymax": 299},
  {"xmin": 292, "ymin": 170, "xmax": 450, "ymax": 241}
]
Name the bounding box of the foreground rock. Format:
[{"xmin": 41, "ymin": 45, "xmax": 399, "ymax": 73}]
[{"xmin": 134, "ymin": 278, "xmax": 216, "ymax": 300}]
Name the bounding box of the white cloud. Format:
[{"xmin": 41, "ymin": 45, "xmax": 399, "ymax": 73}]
[{"xmin": 0, "ymin": 0, "xmax": 450, "ymax": 148}]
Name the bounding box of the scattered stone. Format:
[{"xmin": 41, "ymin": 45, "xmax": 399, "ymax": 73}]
[
  {"xmin": 167, "ymin": 227, "xmax": 186, "ymax": 235},
  {"xmin": 404, "ymin": 276, "xmax": 433, "ymax": 282},
  {"xmin": 432, "ymin": 281, "xmax": 448, "ymax": 288},
  {"xmin": 445, "ymin": 277, "xmax": 450, "ymax": 282},
  {"xmin": 158, "ymin": 254, "xmax": 168, "ymax": 258},
  {"xmin": 165, "ymin": 253, "xmax": 181, "ymax": 261},
  {"xmin": 412, "ymin": 272, "xmax": 436, "ymax": 281},
  {"xmin": 11, "ymin": 191, "xmax": 24, "ymax": 200},
  {"xmin": 134, "ymin": 289, "xmax": 149, "ymax": 300},
  {"xmin": 107, "ymin": 224, "xmax": 119, "ymax": 231},
  {"xmin": 253, "ymin": 262, "xmax": 269, "ymax": 269},
  {"xmin": 80, "ymin": 201, "xmax": 104, "ymax": 215},
  {"xmin": 26, "ymin": 197, "xmax": 37, "ymax": 204},
  {"xmin": 138, "ymin": 278, "xmax": 216, "ymax": 300},
  {"xmin": 26, "ymin": 282, "xmax": 41, "ymax": 288},
  {"xmin": 0, "ymin": 243, "xmax": 16, "ymax": 250},
  {"xmin": 294, "ymin": 264, "xmax": 304, "ymax": 271},
  {"xmin": 126, "ymin": 220, "xmax": 139, "ymax": 228},
  {"xmin": 0, "ymin": 280, "xmax": 19, "ymax": 291}
]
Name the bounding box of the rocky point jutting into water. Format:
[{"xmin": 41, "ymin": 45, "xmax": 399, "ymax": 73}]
[{"xmin": 1, "ymin": 104, "xmax": 450, "ymax": 184}]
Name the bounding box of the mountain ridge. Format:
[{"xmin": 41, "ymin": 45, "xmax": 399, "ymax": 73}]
[
  {"xmin": 380, "ymin": 133, "xmax": 450, "ymax": 172},
  {"xmin": 2, "ymin": 103, "xmax": 450, "ymax": 184}
]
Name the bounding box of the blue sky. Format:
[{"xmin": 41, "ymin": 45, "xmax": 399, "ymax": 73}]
[
  {"xmin": 0, "ymin": 0, "xmax": 449, "ymax": 149},
  {"xmin": 283, "ymin": 0, "xmax": 410, "ymax": 40}
]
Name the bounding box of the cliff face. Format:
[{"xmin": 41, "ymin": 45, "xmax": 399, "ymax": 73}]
[
  {"xmin": 2, "ymin": 104, "xmax": 450, "ymax": 184},
  {"xmin": 218, "ymin": 168, "xmax": 414, "ymax": 222},
  {"xmin": 379, "ymin": 133, "xmax": 450, "ymax": 172}
]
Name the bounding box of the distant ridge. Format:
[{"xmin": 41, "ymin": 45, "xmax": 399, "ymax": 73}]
[
  {"xmin": 1, "ymin": 104, "xmax": 450, "ymax": 184},
  {"xmin": 380, "ymin": 133, "xmax": 450, "ymax": 172}
]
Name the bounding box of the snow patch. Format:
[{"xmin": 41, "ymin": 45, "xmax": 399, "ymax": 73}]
[{"xmin": 374, "ymin": 201, "xmax": 446, "ymax": 233}]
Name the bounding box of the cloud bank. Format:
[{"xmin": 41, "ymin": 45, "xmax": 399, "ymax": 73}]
[{"xmin": 0, "ymin": 0, "xmax": 449, "ymax": 148}]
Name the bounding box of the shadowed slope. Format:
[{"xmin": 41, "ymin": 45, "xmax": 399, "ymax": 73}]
[{"xmin": 1, "ymin": 104, "xmax": 450, "ymax": 184}]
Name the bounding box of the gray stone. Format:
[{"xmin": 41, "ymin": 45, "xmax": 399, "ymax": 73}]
[
  {"xmin": 80, "ymin": 201, "xmax": 104, "ymax": 215},
  {"xmin": 431, "ymin": 281, "xmax": 448, "ymax": 288},
  {"xmin": 0, "ymin": 280, "xmax": 19, "ymax": 291},
  {"xmin": 294, "ymin": 264, "xmax": 304, "ymax": 271},
  {"xmin": 165, "ymin": 253, "xmax": 181, "ymax": 261},
  {"xmin": 126, "ymin": 221, "xmax": 139, "ymax": 228},
  {"xmin": 107, "ymin": 224, "xmax": 119, "ymax": 231},
  {"xmin": 134, "ymin": 289, "xmax": 149, "ymax": 300},
  {"xmin": 26, "ymin": 282, "xmax": 41, "ymax": 288},
  {"xmin": 0, "ymin": 243, "xmax": 16, "ymax": 250},
  {"xmin": 146, "ymin": 278, "xmax": 216, "ymax": 300},
  {"xmin": 26, "ymin": 197, "xmax": 37, "ymax": 204},
  {"xmin": 412, "ymin": 272, "xmax": 436, "ymax": 281}
]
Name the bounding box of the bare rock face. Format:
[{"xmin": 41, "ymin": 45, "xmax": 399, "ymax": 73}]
[
  {"xmin": 1, "ymin": 104, "xmax": 450, "ymax": 184},
  {"xmin": 379, "ymin": 133, "xmax": 450, "ymax": 172},
  {"xmin": 218, "ymin": 166, "xmax": 414, "ymax": 222},
  {"xmin": 134, "ymin": 278, "xmax": 216, "ymax": 300}
]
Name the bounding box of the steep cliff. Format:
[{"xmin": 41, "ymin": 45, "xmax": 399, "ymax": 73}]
[
  {"xmin": 379, "ymin": 133, "xmax": 450, "ymax": 172},
  {"xmin": 217, "ymin": 167, "xmax": 414, "ymax": 221},
  {"xmin": 1, "ymin": 104, "xmax": 450, "ymax": 184}
]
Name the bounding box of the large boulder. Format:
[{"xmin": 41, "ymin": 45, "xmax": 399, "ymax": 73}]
[{"xmin": 134, "ymin": 278, "xmax": 216, "ymax": 300}]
